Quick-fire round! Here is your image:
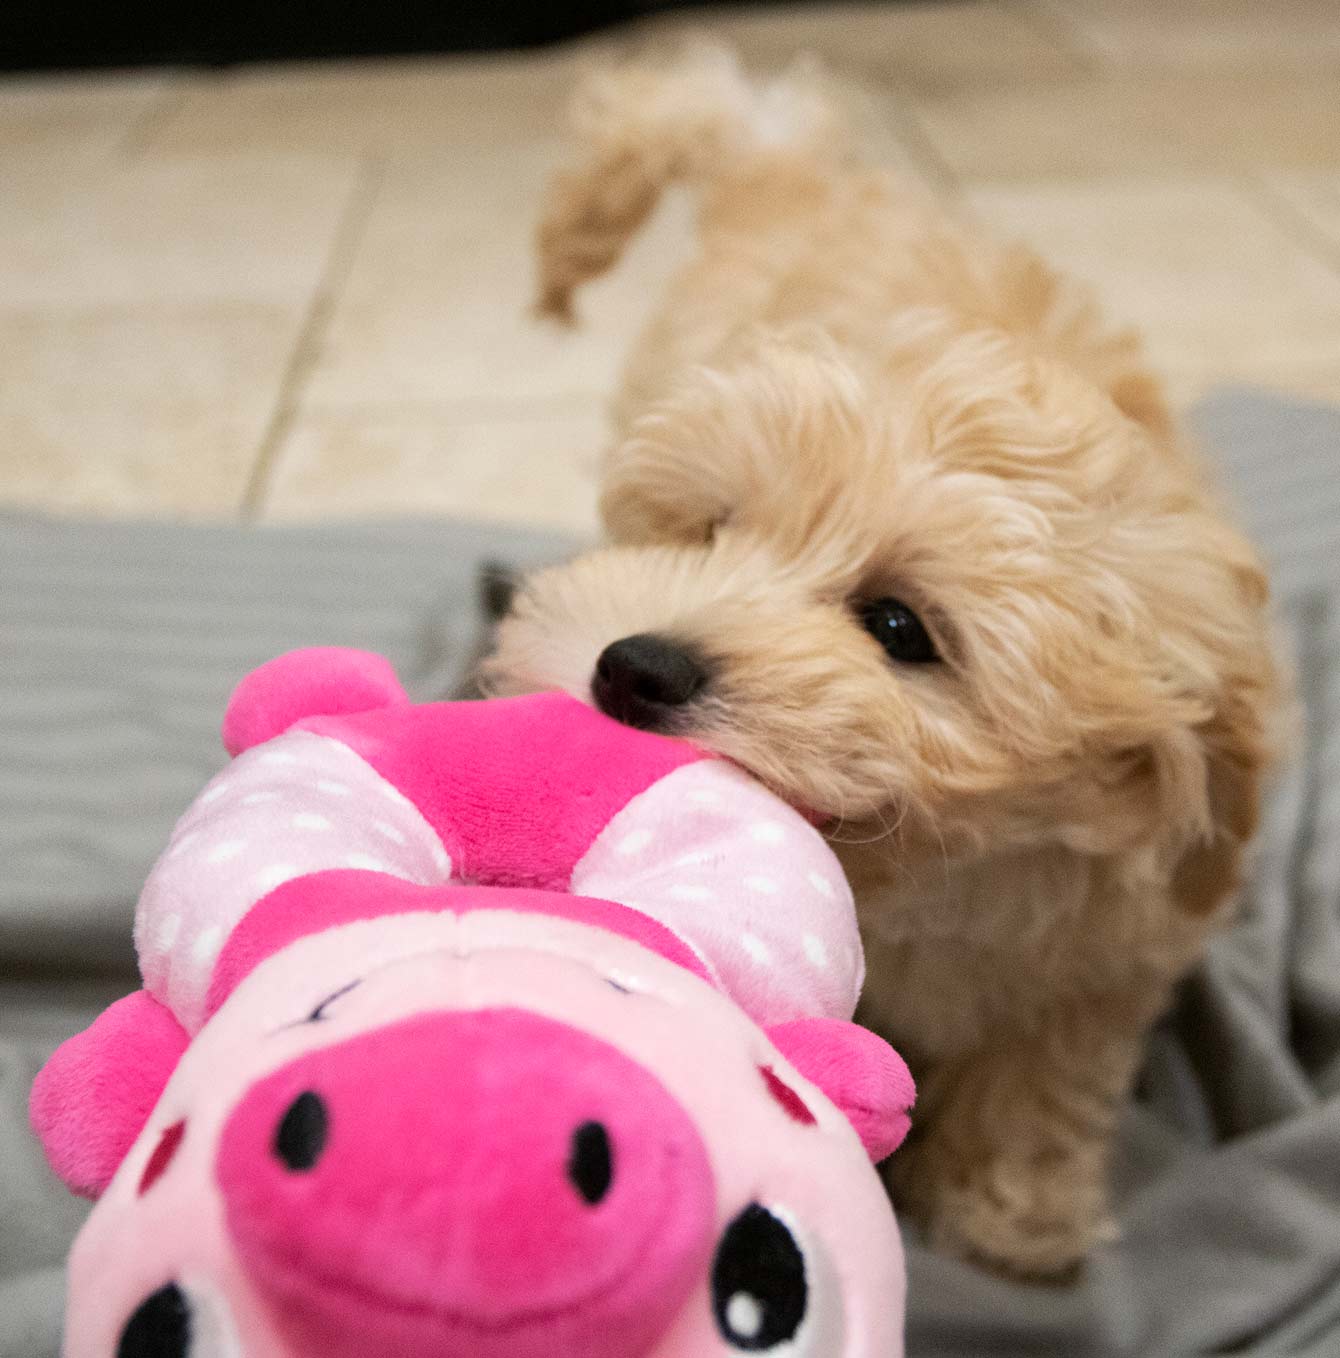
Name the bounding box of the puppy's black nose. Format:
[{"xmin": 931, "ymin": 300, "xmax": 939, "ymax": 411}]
[{"xmin": 593, "ymin": 634, "xmax": 708, "ymax": 731}]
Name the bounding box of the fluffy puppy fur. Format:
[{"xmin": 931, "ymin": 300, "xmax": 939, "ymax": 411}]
[{"xmin": 484, "ymin": 49, "xmax": 1282, "ymax": 1278}]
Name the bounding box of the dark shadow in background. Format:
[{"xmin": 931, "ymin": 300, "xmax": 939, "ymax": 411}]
[{"xmin": 2, "ymin": 0, "xmax": 916, "ymax": 72}]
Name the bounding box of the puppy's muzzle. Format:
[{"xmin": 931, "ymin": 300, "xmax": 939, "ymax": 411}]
[{"xmin": 592, "ymin": 634, "xmax": 710, "ymax": 732}]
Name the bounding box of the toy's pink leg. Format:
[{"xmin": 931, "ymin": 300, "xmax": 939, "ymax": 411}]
[
  {"xmin": 137, "ymin": 731, "xmax": 450, "ymax": 1031},
  {"xmin": 29, "ymin": 990, "xmax": 189, "ymax": 1199},
  {"xmin": 572, "ymin": 760, "xmax": 865, "ymax": 1025}
]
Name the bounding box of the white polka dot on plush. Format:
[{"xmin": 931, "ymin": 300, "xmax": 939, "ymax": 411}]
[
  {"xmin": 744, "ymin": 875, "xmax": 779, "ymax": 895},
  {"xmin": 749, "ymin": 821, "xmax": 787, "ymax": 845},
  {"xmin": 740, "ymin": 933, "xmax": 773, "ymax": 966},
  {"xmin": 616, "ymin": 828, "xmax": 653, "ymax": 857},
  {"xmin": 803, "ymin": 933, "xmax": 830, "ymax": 968},
  {"xmin": 241, "ymin": 790, "xmax": 280, "ymax": 807},
  {"xmin": 191, "ymin": 925, "xmax": 224, "ymax": 965},
  {"xmin": 254, "ymin": 863, "xmax": 301, "ymax": 895},
  {"xmin": 197, "ymin": 782, "xmax": 229, "ymax": 805},
  {"xmin": 669, "ymin": 884, "xmax": 713, "ymax": 902},
  {"xmin": 430, "ymin": 842, "xmax": 452, "ymax": 874},
  {"xmin": 167, "ymin": 830, "xmax": 200, "ymax": 861},
  {"xmin": 373, "ymin": 821, "xmax": 407, "ymax": 845},
  {"xmin": 258, "ymin": 749, "xmax": 299, "ymax": 767},
  {"xmin": 725, "ymin": 1294, "xmax": 764, "ymax": 1342},
  {"xmin": 317, "ymin": 779, "xmax": 351, "ymax": 797},
  {"xmin": 291, "ymin": 812, "xmax": 332, "ymax": 832},
  {"xmin": 807, "ymin": 871, "xmax": 836, "ymax": 899},
  {"xmin": 346, "ymin": 853, "xmax": 394, "ymax": 872},
  {"xmin": 206, "ymin": 839, "xmax": 246, "ymax": 865},
  {"xmin": 154, "ymin": 913, "xmax": 182, "ymax": 951}
]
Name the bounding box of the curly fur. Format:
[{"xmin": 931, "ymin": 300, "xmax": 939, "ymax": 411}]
[{"xmin": 484, "ymin": 47, "xmax": 1284, "ymax": 1279}]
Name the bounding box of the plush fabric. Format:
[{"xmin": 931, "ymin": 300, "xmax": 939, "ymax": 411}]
[
  {"xmin": 222, "ymin": 647, "xmax": 411, "ymax": 757},
  {"xmin": 571, "ymin": 759, "xmax": 863, "ymax": 1024},
  {"xmin": 28, "ymin": 992, "xmax": 188, "ymax": 1200},
  {"xmin": 218, "ymin": 1007, "xmax": 717, "ymax": 1358},
  {"xmin": 768, "ymin": 1019, "xmax": 917, "ymax": 1163},
  {"xmin": 60, "ymin": 896, "xmax": 909, "ymax": 1358},
  {"xmin": 32, "ymin": 649, "xmax": 914, "ymax": 1358},
  {"xmin": 140, "ymin": 649, "xmax": 863, "ymax": 1032},
  {"xmin": 137, "ymin": 730, "xmax": 451, "ymax": 1030},
  {"xmin": 204, "ymin": 874, "xmax": 712, "ymax": 1021},
  {"xmin": 301, "ymin": 689, "xmax": 704, "ymax": 890}
]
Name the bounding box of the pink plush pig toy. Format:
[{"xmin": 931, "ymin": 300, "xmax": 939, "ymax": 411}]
[{"xmin": 30, "ymin": 648, "xmax": 914, "ymax": 1358}]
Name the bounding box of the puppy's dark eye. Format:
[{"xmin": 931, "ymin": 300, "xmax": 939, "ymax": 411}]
[{"xmin": 858, "ymin": 597, "xmax": 938, "ymax": 664}]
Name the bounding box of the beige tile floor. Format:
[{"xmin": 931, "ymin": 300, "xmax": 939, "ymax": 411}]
[{"xmin": 3, "ymin": 0, "xmax": 1340, "ymax": 532}]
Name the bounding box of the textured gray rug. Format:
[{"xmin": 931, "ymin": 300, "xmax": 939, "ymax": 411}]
[{"xmin": 2, "ymin": 389, "xmax": 1337, "ymax": 1356}]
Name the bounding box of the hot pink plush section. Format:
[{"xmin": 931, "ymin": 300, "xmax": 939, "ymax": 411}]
[
  {"xmin": 300, "ymin": 692, "xmax": 705, "ymax": 890},
  {"xmin": 218, "ymin": 1008, "xmax": 716, "ymax": 1358},
  {"xmin": 766, "ymin": 1018, "xmax": 916, "ymax": 1163},
  {"xmin": 204, "ymin": 871, "xmax": 713, "ymax": 1019},
  {"xmin": 29, "ymin": 990, "xmax": 189, "ymax": 1199},
  {"xmin": 222, "ymin": 647, "xmax": 410, "ymax": 757}
]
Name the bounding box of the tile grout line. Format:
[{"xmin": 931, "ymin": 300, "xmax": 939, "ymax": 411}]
[
  {"xmin": 876, "ymin": 81, "xmax": 961, "ymax": 201},
  {"xmin": 1015, "ymin": 0, "xmax": 1104, "ymax": 75},
  {"xmin": 1025, "ymin": 0, "xmax": 1115, "ymax": 67},
  {"xmin": 820, "ymin": 60, "xmax": 959, "ymax": 201},
  {"xmin": 296, "ymin": 392, "xmax": 610, "ymax": 420},
  {"xmin": 239, "ymin": 154, "xmax": 388, "ymax": 520},
  {"xmin": 1236, "ymin": 169, "xmax": 1340, "ymax": 285},
  {"xmin": 116, "ymin": 71, "xmax": 201, "ymax": 159}
]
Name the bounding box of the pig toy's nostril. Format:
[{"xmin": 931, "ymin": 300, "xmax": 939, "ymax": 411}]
[
  {"xmin": 274, "ymin": 1091, "xmax": 328, "ymax": 1172},
  {"xmin": 567, "ymin": 1120, "xmax": 614, "ymax": 1205}
]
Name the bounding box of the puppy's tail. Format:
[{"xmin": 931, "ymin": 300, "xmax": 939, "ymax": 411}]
[{"xmin": 536, "ymin": 44, "xmax": 839, "ymax": 323}]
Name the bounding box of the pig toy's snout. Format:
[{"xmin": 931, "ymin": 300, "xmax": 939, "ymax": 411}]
[{"xmin": 216, "ymin": 1008, "xmax": 717, "ymax": 1358}]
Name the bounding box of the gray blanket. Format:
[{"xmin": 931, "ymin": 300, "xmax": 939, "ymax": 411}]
[{"xmin": 2, "ymin": 390, "xmax": 1338, "ymax": 1356}]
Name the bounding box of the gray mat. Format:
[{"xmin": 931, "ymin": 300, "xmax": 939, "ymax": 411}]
[{"xmin": 2, "ymin": 389, "xmax": 1339, "ymax": 1356}]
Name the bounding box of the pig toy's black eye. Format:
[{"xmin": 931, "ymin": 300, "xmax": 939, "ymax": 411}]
[
  {"xmin": 712, "ymin": 1204, "xmax": 808, "ymax": 1349},
  {"xmin": 118, "ymin": 1282, "xmax": 191, "ymax": 1358}
]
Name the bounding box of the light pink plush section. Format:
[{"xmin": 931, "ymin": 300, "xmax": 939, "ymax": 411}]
[
  {"xmin": 136, "ymin": 730, "xmax": 451, "ymax": 1031},
  {"xmin": 204, "ymin": 874, "xmax": 714, "ymax": 1020},
  {"xmin": 571, "ymin": 761, "xmax": 864, "ymax": 1026}
]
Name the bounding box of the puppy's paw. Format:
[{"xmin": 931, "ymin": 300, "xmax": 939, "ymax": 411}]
[{"xmin": 891, "ymin": 1137, "xmax": 1112, "ymax": 1283}]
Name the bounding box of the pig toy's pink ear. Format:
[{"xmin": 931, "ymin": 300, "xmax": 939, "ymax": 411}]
[
  {"xmin": 29, "ymin": 990, "xmax": 189, "ymax": 1199},
  {"xmin": 767, "ymin": 1018, "xmax": 915, "ymax": 1163},
  {"xmin": 223, "ymin": 646, "xmax": 410, "ymax": 756}
]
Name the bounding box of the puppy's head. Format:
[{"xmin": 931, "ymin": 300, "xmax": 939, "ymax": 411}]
[{"xmin": 485, "ymin": 330, "xmax": 1275, "ymax": 883}]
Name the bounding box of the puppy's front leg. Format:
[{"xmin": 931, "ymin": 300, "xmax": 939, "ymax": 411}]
[{"xmin": 889, "ymin": 992, "xmax": 1158, "ymax": 1281}]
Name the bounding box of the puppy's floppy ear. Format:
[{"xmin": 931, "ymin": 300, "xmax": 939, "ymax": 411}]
[{"xmin": 1169, "ymin": 701, "xmax": 1274, "ymax": 916}]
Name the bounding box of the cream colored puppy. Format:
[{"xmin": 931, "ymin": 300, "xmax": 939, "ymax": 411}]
[{"xmin": 484, "ymin": 49, "xmax": 1282, "ymax": 1279}]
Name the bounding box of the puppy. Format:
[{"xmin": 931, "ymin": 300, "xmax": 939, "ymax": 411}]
[{"xmin": 484, "ymin": 49, "xmax": 1282, "ymax": 1279}]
